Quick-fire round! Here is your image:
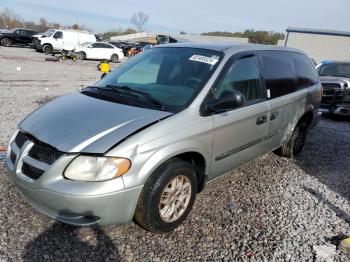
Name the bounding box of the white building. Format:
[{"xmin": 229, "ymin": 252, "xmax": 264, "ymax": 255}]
[{"xmin": 284, "ymin": 27, "xmax": 350, "ymax": 63}]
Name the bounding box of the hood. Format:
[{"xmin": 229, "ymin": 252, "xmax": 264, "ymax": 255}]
[
  {"xmin": 19, "ymin": 93, "xmax": 172, "ymax": 153},
  {"xmin": 320, "ymin": 76, "xmax": 350, "ymax": 83}
]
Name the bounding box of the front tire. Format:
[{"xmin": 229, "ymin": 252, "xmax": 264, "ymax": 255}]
[
  {"xmin": 274, "ymin": 122, "xmax": 308, "ymax": 158},
  {"xmin": 1, "ymin": 38, "xmax": 12, "ymax": 47},
  {"xmin": 43, "ymin": 45, "xmax": 53, "ymax": 55},
  {"xmin": 134, "ymin": 159, "xmax": 198, "ymax": 233},
  {"xmin": 79, "ymin": 51, "xmax": 86, "ymax": 60},
  {"xmin": 110, "ymin": 54, "xmax": 119, "ymax": 63}
]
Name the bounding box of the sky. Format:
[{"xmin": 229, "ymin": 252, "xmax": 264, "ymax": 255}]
[{"xmin": 0, "ymin": 0, "xmax": 349, "ymax": 34}]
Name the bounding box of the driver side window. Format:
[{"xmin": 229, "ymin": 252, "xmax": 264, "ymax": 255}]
[
  {"xmin": 213, "ymin": 55, "xmax": 262, "ymax": 105},
  {"xmin": 53, "ymin": 31, "xmax": 63, "ymax": 39}
]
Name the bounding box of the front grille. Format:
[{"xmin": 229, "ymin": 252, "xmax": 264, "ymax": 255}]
[
  {"xmin": 10, "ymin": 151, "xmax": 16, "ymax": 164},
  {"xmin": 22, "ymin": 162, "xmax": 45, "ymax": 180},
  {"xmin": 321, "ymin": 82, "xmax": 343, "ymax": 105},
  {"xmin": 15, "ymin": 132, "xmax": 29, "ymax": 148},
  {"xmin": 13, "ymin": 131, "xmax": 64, "ymax": 180},
  {"xmin": 322, "ymin": 83, "xmax": 341, "ymax": 90},
  {"xmin": 28, "ymin": 143, "xmax": 63, "ymax": 165}
]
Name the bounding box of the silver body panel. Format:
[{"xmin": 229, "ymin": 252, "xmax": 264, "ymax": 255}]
[{"xmin": 6, "ymin": 42, "xmax": 321, "ymax": 226}]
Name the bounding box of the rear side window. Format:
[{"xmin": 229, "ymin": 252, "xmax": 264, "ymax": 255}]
[
  {"xmin": 291, "ymin": 53, "xmax": 319, "ymax": 89},
  {"xmin": 260, "ymin": 51, "xmax": 297, "ymax": 99}
]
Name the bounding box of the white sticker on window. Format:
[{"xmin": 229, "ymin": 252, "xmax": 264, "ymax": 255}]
[{"xmin": 189, "ymin": 55, "xmax": 219, "ymax": 65}]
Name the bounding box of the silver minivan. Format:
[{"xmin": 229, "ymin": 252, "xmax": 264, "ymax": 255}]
[{"xmin": 6, "ymin": 43, "xmax": 321, "ymax": 233}]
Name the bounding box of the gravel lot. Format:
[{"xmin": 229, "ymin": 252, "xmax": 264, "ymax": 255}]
[{"xmin": 0, "ymin": 47, "xmax": 349, "ymax": 261}]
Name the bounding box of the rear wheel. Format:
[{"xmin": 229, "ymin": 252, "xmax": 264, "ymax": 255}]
[
  {"xmin": 110, "ymin": 54, "xmax": 119, "ymax": 63},
  {"xmin": 274, "ymin": 122, "xmax": 308, "ymax": 158},
  {"xmin": 43, "ymin": 45, "xmax": 53, "ymax": 55},
  {"xmin": 1, "ymin": 38, "xmax": 12, "ymax": 47},
  {"xmin": 134, "ymin": 159, "xmax": 197, "ymax": 233}
]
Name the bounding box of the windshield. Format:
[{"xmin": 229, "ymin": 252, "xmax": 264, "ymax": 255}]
[
  {"xmin": 43, "ymin": 29, "xmax": 55, "ymax": 37},
  {"xmin": 92, "ymin": 47, "xmax": 223, "ymax": 112},
  {"xmin": 79, "ymin": 42, "xmax": 92, "ymax": 47},
  {"xmin": 318, "ymin": 63, "xmax": 350, "ymax": 78}
]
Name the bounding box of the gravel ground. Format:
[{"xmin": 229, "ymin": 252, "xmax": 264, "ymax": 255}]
[{"xmin": 0, "ymin": 47, "xmax": 350, "ymax": 261}]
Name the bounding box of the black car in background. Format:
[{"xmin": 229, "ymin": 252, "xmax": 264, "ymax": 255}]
[
  {"xmin": 127, "ymin": 41, "xmax": 153, "ymax": 56},
  {"xmin": 108, "ymin": 41, "xmax": 132, "ymax": 56},
  {"xmin": 0, "ymin": 28, "xmax": 38, "ymax": 47}
]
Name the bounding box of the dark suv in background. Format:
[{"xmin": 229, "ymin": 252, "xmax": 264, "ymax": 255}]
[
  {"xmin": 317, "ymin": 61, "xmax": 350, "ymax": 116},
  {"xmin": 0, "ymin": 28, "xmax": 38, "ymax": 47},
  {"xmin": 108, "ymin": 41, "xmax": 132, "ymax": 56}
]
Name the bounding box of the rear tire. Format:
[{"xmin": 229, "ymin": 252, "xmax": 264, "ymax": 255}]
[
  {"xmin": 110, "ymin": 54, "xmax": 119, "ymax": 63},
  {"xmin": 43, "ymin": 45, "xmax": 53, "ymax": 55},
  {"xmin": 274, "ymin": 122, "xmax": 308, "ymax": 158},
  {"xmin": 1, "ymin": 38, "xmax": 12, "ymax": 47},
  {"xmin": 134, "ymin": 159, "xmax": 198, "ymax": 233}
]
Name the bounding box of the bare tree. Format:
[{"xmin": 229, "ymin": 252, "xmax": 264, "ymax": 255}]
[
  {"xmin": 39, "ymin": 17, "xmax": 48, "ymax": 32},
  {"xmin": 0, "ymin": 8, "xmax": 23, "ymax": 29},
  {"xmin": 130, "ymin": 12, "xmax": 149, "ymax": 32}
]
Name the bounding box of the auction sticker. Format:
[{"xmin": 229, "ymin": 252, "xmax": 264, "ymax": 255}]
[{"xmin": 189, "ymin": 55, "xmax": 219, "ymax": 65}]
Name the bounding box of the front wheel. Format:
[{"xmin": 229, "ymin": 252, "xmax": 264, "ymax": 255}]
[
  {"xmin": 274, "ymin": 122, "xmax": 308, "ymax": 158},
  {"xmin": 79, "ymin": 51, "xmax": 86, "ymax": 60},
  {"xmin": 134, "ymin": 159, "xmax": 198, "ymax": 233},
  {"xmin": 1, "ymin": 38, "xmax": 12, "ymax": 47},
  {"xmin": 43, "ymin": 45, "xmax": 53, "ymax": 55}
]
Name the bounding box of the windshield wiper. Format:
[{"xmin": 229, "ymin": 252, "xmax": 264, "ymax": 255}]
[{"xmin": 105, "ymin": 85, "xmax": 166, "ymax": 111}]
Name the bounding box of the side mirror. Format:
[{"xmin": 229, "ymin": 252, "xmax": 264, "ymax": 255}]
[{"xmin": 206, "ymin": 90, "xmax": 244, "ymax": 113}]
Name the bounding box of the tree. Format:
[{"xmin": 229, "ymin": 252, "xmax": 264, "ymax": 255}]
[
  {"xmin": 71, "ymin": 23, "xmax": 80, "ymax": 30},
  {"xmin": 130, "ymin": 12, "xmax": 149, "ymax": 32},
  {"xmin": 201, "ymin": 29, "xmax": 285, "ymax": 45},
  {"xmin": 39, "ymin": 17, "xmax": 48, "ymax": 32},
  {"xmin": 0, "ymin": 8, "xmax": 23, "ymax": 28}
]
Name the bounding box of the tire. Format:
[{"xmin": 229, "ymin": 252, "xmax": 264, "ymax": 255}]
[
  {"xmin": 79, "ymin": 51, "xmax": 86, "ymax": 60},
  {"xmin": 110, "ymin": 54, "xmax": 119, "ymax": 63},
  {"xmin": 43, "ymin": 45, "xmax": 53, "ymax": 55},
  {"xmin": 274, "ymin": 122, "xmax": 308, "ymax": 158},
  {"xmin": 1, "ymin": 38, "xmax": 12, "ymax": 47},
  {"xmin": 134, "ymin": 159, "xmax": 198, "ymax": 233}
]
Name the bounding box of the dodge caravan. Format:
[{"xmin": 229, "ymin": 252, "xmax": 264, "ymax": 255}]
[{"xmin": 6, "ymin": 43, "xmax": 321, "ymax": 233}]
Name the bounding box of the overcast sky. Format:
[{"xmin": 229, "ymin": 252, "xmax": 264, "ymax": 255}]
[{"xmin": 1, "ymin": 0, "xmax": 349, "ymax": 34}]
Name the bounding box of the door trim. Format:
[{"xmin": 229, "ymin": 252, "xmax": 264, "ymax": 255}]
[{"xmin": 215, "ymin": 136, "xmax": 266, "ymax": 161}]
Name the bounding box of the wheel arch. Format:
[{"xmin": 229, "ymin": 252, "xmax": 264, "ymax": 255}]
[{"xmin": 133, "ymin": 143, "xmax": 210, "ymax": 194}]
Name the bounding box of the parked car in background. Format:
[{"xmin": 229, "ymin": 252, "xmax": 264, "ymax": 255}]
[
  {"xmin": 75, "ymin": 42, "xmax": 124, "ymax": 62},
  {"xmin": 127, "ymin": 41, "xmax": 154, "ymax": 56},
  {"xmin": 5, "ymin": 43, "xmax": 321, "ymax": 233},
  {"xmin": 317, "ymin": 60, "xmax": 350, "ymax": 116},
  {"xmin": 36, "ymin": 29, "xmax": 96, "ymax": 54},
  {"xmin": 108, "ymin": 41, "xmax": 132, "ymax": 56},
  {"xmin": 0, "ymin": 28, "xmax": 37, "ymax": 47}
]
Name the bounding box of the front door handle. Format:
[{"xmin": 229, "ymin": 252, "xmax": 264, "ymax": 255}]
[
  {"xmin": 270, "ymin": 111, "xmax": 279, "ymax": 120},
  {"xmin": 256, "ymin": 115, "xmax": 268, "ymax": 125}
]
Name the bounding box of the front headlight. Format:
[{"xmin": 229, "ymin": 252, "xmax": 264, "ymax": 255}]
[{"xmin": 64, "ymin": 155, "xmax": 131, "ymax": 182}]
